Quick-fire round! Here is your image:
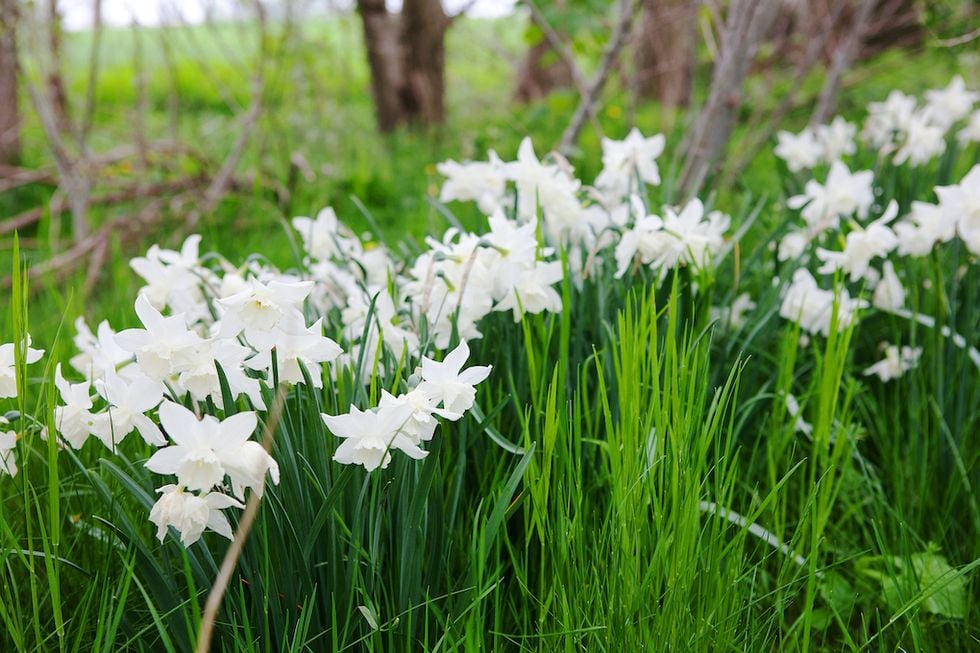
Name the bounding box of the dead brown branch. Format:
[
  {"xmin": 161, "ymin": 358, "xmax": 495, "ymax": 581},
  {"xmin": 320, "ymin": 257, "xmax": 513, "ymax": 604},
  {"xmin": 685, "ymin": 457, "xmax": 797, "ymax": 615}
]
[
  {"xmin": 523, "ymin": 0, "xmax": 603, "ymax": 140},
  {"xmin": 934, "ymin": 26, "xmax": 980, "ymax": 48},
  {"xmin": 0, "ymin": 165, "xmax": 56, "ymax": 192}
]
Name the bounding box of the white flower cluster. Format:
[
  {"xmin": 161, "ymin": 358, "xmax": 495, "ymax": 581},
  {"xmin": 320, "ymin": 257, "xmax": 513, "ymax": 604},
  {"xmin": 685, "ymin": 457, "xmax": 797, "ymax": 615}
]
[
  {"xmin": 775, "ymin": 117, "xmax": 858, "ymax": 172},
  {"xmin": 19, "ymin": 127, "xmax": 734, "ymax": 546},
  {"xmin": 439, "ymin": 130, "xmax": 730, "ymax": 286},
  {"xmin": 776, "ymin": 76, "xmax": 978, "ymax": 174},
  {"xmin": 45, "ymin": 216, "xmax": 499, "ymax": 544},
  {"xmin": 775, "ymin": 77, "xmax": 980, "ymax": 382},
  {"xmin": 779, "ymin": 162, "xmax": 980, "ymax": 346},
  {"xmin": 863, "ymin": 343, "xmax": 922, "ymax": 382}
]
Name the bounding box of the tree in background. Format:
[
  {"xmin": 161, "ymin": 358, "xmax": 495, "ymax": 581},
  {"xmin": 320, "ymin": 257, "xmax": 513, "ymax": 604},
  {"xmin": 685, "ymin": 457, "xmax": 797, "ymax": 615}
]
[
  {"xmin": 633, "ymin": 0, "xmax": 697, "ymax": 108},
  {"xmin": 356, "ymin": 0, "xmax": 450, "ymax": 132},
  {"xmin": 0, "ymin": 0, "xmax": 19, "ymax": 164}
]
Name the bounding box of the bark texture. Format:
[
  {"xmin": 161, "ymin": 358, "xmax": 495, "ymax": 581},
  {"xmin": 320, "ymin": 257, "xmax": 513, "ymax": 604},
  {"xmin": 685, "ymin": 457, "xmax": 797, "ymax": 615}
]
[
  {"xmin": 356, "ymin": 0, "xmax": 449, "ymax": 132},
  {"xmin": 0, "ymin": 0, "xmax": 19, "ymax": 164},
  {"xmin": 634, "ymin": 0, "xmax": 698, "ymax": 108}
]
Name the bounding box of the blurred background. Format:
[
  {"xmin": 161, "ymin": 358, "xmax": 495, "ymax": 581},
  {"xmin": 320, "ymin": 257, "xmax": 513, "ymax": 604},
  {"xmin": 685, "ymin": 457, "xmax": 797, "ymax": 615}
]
[{"xmin": 0, "ymin": 0, "xmax": 977, "ymax": 302}]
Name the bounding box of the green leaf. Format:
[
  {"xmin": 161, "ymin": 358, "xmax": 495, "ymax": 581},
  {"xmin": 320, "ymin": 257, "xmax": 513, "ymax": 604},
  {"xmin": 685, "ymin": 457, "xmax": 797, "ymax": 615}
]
[{"xmin": 880, "ymin": 548, "xmax": 971, "ymax": 620}]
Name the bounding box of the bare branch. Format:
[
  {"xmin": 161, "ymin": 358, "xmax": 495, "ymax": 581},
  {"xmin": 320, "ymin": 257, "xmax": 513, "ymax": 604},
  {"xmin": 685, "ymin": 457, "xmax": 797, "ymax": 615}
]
[
  {"xmin": 722, "ymin": 0, "xmax": 849, "ymax": 184},
  {"xmin": 25, "ymin": 79, "xmax": 92, "ymax": 240},
  {"xmin": 934, "ymin": 26, "xmax": 980, "ymax": 48},
  {"xmin": 523, "ymin": 0, "xmax": 602, "ymax": 140},
  {"xmin": 558, "ymin": 0, "xmax": 637, "ymax": 155},
  {"xmin": 80, "ymin": 0, "xmax": 103, "ymax": 141}
]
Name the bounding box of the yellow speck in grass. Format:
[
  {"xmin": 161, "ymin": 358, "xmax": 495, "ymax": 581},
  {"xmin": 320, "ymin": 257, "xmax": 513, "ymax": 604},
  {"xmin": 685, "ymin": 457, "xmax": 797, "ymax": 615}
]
[
  {"xmin": 606, "ymin": 105, "xmax": 622, "ymax": 119},
  {"xmin": 425, "ymin": 163, "xmax": 437, "ymax": 176}
]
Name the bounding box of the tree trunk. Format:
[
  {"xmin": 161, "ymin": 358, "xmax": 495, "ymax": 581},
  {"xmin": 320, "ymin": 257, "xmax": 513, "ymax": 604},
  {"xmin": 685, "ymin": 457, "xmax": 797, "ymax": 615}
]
[
  {"xmin": 401, "ymin": 0, "xmax": 448, "ymax": 124},
  {"xmin": 0, "ymin": 0, "xmax": 19, "ymax": 164},
  {"xmin": 514, "ymin": 40, "xmax": 574, "ymax": 103},
  {"xmin": 356, "ymin": 0, "xmax": 449, "ymax": 132},
  {"xmin": 634, "ymin": 0, "xmax": 697, "ymax": 108}
]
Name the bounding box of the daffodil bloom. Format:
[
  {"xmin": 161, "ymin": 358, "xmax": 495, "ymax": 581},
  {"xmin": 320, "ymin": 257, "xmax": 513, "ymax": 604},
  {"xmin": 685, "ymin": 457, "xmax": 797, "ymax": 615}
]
[
  {"xmin": 54, "ymin": 364, "xmax": 96, "ymax": 450},
  {"xmin": 935, "ymin": 165, "xmax": 980, "ymax": 256},
  {"xmin": 774, "ymin": 128, "xmax": 822, "ymax": 172},
  {"xmin": 787, "ymin": 161, "xmax": 874, "ymax": 237},
  {"xmin": 595, "ymin": 128, "xmax": 666, "ymax": 198},
  {"xmin": 419, "ymin": 340, "xmax": 492, "ymax": 414},
  {"xmin": 322, "ymin": 402, "xmax": 424, "ymax": 471},
  {"xmin": 0, "ymin": 337, "xmax": 44, "ymax": 399},
  {"xmin": 148, "ymin": 484, "xmax": 243, "ymax": 546},
  {"xmin": 116, "ymin": 296, "xmax": 202, "ymax": 381},
  {"xmin": 0, "ymin": 429, "xmax": 17, "ymax": 477},
  {"xmin": 437, "ymin": 150, "xmax": 507, "ymax": 214},
  {"xmin": 863, "ymin": 344, "xmax": 922, "ymax": 382},
  {"xmin": 146, "ymin": 402, "xmax": 270, "ymax": 492},
  {"xmin": 93, "ymin": 369, "xmax": 166, "ymax": 448}
]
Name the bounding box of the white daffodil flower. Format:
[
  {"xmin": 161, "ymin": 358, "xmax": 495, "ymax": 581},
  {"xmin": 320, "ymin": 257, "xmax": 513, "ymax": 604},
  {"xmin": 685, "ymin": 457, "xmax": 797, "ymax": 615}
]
[
  {"xmin": 146, "ymin": 402, "xmax": 264, "ymax": 492},
  {"xmin": 935, "ymin": 165, "xmax": 980, "ymax": 256},
  {"xmin": 418, "ymin": 340, "xmax": 492, "ymax": 415},
  {"xmin": 93, "ymin": 369, "xmax": 166, "ymax": 448},
  {"xmin": 595, "ymin": 128, "xmax": 666, "ymax": 198},
  {"xmin": 816, "ymin": 201, "xmax": 900, "ymax": 282},
  {"xmin": 53, "ymin": 364, "xmax": 96, "ymax": 450},
  {"xmin": 0, "ymin": 337, "xmax": 44, "ymax": 399},
  {"xmin": 322, "ymin": 401, "xmax": 424, "ymax": 472},
  {"xmin": 787, "ymin": 161, "xmax": 874, "ymax": 237},
  {"xmin": 863, "ymin": 344, "xmax": 922, "ymax": 382},
  {"xmin": 775, "ymin": 128, "xmax": 822, "ymax": 172},
  {"xmin": 437, "ymin": 150, "xmax": 508, "ymax": 215},
  {"xmin": 246, "ymin": 317, "xmax": 343, "ymax": 388},
  {"xmin": 0, "ymin": 430, "xmax": 18, "ymax": 477},
  {"xmin": 115, "ymin": 296, "xmax": 202, "ymax": 381},
  {"xmin": 148, "ymin": 484, "xmax": 243, "ymax": 546}
]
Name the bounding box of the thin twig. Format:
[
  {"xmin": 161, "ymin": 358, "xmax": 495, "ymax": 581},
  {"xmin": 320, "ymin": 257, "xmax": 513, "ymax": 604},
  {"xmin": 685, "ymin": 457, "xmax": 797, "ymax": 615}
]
[
  {"xmin": 80, "ymin": 0, "xmax": 103, "ymax": 141},
  {"xmin": 0, "ymin": 165, "xmax": 56, "ymax": 192},
  {"xmin": 722, "ymin": 0, "xmax": 848, "ymax": 184},
  {"xmin": 195, "ymin": 386, "xmax": 288, "ymax": 653},
  {"xmin": 677, "ymin": 0, "xmax": 780, "ymax": 198},
  {"xmin": 934, "ymin": 26, "xmax": 980, "ymax": 48},
  {"xmin": 524, "ymin": 0, "xmax": 588, "ymax": 94},
  {"xmin": 523, "ymin": 0, "xmax": 603, "ymax": 140}
]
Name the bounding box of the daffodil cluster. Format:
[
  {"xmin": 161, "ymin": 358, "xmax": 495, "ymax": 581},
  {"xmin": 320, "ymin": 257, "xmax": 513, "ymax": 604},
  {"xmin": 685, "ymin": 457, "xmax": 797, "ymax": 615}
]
[
  {"xmin": 776, "ymin": 76, "xmax": 979, "ymax": 173},
  {"xmin": 776, "ymin": 76, "xmax": 980, "ymax": 381},
  {"xmin": 10, "ymin": 86, "xmax": 974, "ymax": 550}
]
